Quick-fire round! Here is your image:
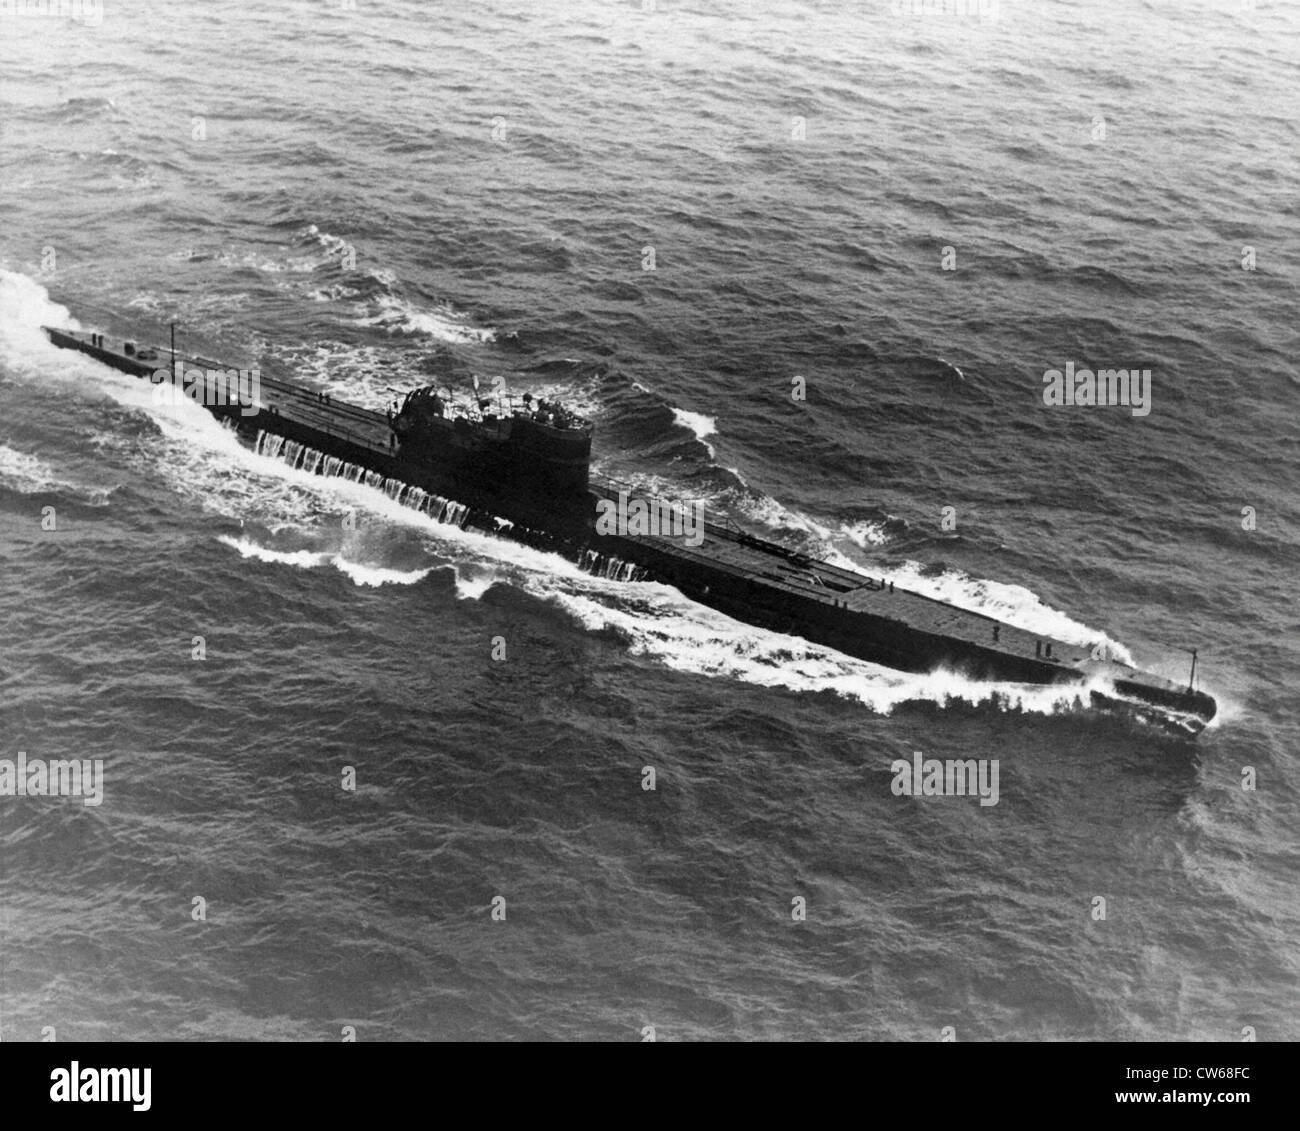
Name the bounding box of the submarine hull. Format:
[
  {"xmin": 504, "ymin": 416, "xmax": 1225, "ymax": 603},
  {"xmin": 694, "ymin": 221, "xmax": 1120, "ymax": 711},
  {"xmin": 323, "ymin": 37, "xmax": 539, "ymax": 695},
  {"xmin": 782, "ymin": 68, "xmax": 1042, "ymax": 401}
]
[{"xmin": 43, "ymin": 323, "xmax": 1218, "ymax": 736}]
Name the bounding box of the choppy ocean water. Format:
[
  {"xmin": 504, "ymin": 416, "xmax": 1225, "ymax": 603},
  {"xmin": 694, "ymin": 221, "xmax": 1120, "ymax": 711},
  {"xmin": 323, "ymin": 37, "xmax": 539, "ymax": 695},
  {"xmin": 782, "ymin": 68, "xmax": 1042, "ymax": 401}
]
[{"xmin": 0, "ymin": 0, "xmax": 1297, "ymax": 1040}]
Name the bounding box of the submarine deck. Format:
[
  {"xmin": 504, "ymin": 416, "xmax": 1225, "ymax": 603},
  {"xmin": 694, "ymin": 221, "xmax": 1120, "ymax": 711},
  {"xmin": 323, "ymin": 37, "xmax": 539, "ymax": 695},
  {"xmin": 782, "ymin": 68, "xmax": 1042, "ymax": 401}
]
[
  {"xmin": 618, "ymin": 512, "xmax": 1124, "ymax": 680},
  {"xmin": 207, "ymin": 360, "xmax": 393, "ymax": 453}
]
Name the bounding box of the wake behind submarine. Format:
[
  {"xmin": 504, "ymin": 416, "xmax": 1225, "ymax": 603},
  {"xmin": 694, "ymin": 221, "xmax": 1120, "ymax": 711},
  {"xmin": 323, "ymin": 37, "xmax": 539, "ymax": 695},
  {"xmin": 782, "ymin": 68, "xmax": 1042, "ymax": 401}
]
[{"xmin": 42, "ymin": 317, "xmax": 1218, "ymax": 737}]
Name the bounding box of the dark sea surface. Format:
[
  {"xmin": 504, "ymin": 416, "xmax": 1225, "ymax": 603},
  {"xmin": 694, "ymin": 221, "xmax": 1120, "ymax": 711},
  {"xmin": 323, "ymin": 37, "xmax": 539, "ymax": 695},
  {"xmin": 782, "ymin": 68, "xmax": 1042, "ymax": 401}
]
[{"xmin": 1, "ymin": 0, "xmax": 1297, "ymax": 1040}]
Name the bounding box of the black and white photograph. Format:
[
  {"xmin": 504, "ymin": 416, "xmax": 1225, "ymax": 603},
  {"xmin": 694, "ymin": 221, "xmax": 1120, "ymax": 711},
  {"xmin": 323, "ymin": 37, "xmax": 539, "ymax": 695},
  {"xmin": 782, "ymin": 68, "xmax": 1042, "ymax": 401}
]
[{"xmin": 0, "ymin": 0, "xmax": 1293, "ymax": 1098}]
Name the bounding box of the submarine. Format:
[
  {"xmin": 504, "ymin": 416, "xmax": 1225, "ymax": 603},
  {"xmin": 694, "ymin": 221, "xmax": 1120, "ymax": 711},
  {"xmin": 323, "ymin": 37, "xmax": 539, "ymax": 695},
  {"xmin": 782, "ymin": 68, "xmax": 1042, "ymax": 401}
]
[{"xmin": 42, "ymin": 318, "xmax": 1218, "ymax": 736}]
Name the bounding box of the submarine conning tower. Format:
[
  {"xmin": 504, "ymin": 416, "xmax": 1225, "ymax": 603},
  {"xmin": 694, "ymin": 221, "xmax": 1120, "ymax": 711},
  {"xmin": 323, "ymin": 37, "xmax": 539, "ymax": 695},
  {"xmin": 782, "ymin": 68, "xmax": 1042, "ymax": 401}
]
[{"xmin": 392, "ymin": 384, "xmax": 593, "ymax": 497}]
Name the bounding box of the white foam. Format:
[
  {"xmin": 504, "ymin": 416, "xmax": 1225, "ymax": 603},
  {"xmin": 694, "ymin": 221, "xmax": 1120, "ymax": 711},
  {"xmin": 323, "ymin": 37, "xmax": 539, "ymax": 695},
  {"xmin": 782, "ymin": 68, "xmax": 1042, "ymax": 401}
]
[
  {"xmin": 276, "ymin": 342, "xmax": 394, "ymax": 409},
  {"xmin": 936, "ymin": 356, "xmax": 965, "ymax": 381},
  {"xmin": 306, "ymin": 282, "xmax": 362, "ymax": 303},
  {"xmin": 0, "ymin": 444, "xmax": 59, "ymax": 493},
  {"xmin": 359, "ymin": 292, "xmax": 496, "ymax": 344},
  {"xmin": 880, "ymin": 560, "xmax": 1135, "ymax": 666},
  {"xmin": 303, "ymin": 224, "xmax": 356, "ymax": 261},
  {"xmin": 738, "ymin": 492, "xmax": 839, "ymax": 544},
  {"xmin": 671, "ymin": 406, "xmax": 717, "ymax": 457},
  {"xmin": 544, "ymin": 582, "xmax": 1113, "ymax": 718},
  {"xmin": 0, "ymin": 268, "xmax": 79, "ymax": 365},
  {"xmin": 215, "ymin": 248, "xmax": 319, "ymax": 275},
  {"xmin": 839, "ymin": 519, "xmax": 890, "ymax": 548},
  {"xmin": 217, "ymin": 536, "xmax": 329, "ymax": 570},
  {"xmin": 453, "ymin": 569, "xmax": 497, "ymax": 600},
  {"xmin": 333, "ymin": 558, "xmax": 433, "ymax": 587},
  {"xmin": 217, "ymin": 535, "xmax": 433, "ymax": 588}
]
